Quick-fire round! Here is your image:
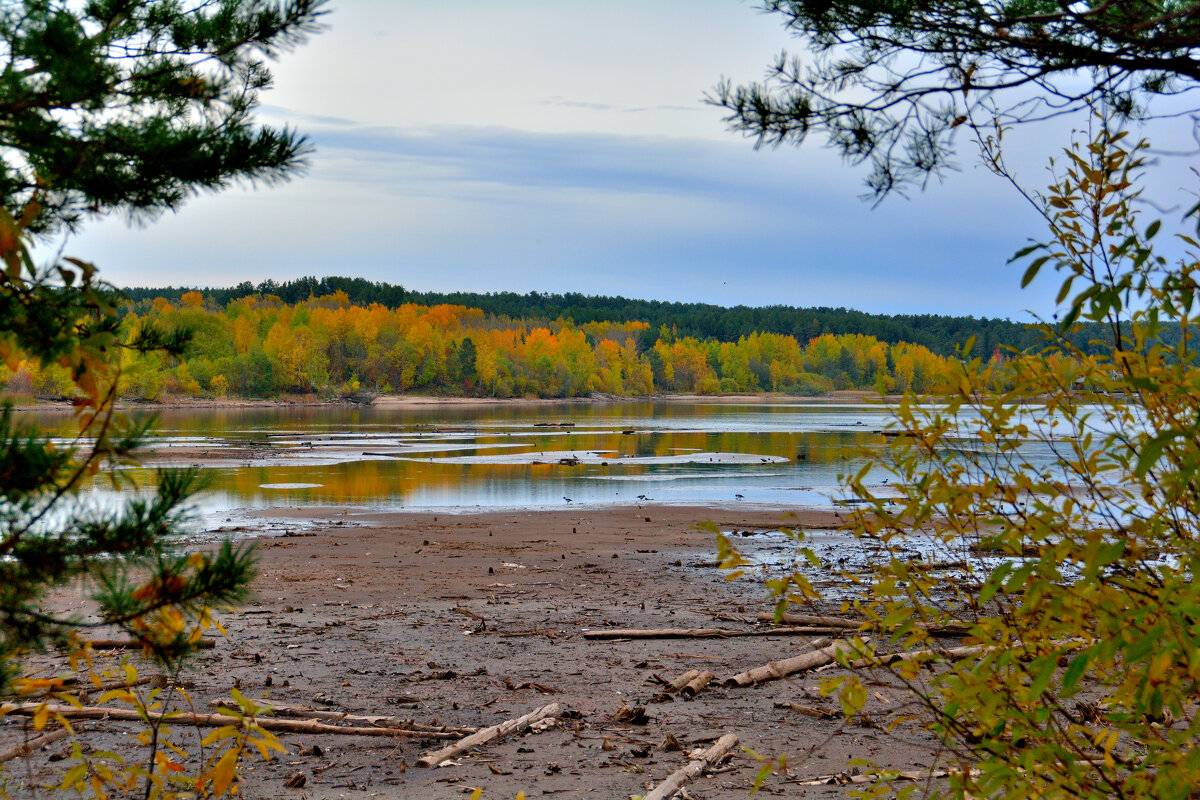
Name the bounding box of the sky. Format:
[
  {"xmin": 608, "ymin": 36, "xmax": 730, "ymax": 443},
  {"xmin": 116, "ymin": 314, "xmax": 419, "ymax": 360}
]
[{"xmin": 61, "ymin": 0, "xmax": 1200, "ymax": 320}]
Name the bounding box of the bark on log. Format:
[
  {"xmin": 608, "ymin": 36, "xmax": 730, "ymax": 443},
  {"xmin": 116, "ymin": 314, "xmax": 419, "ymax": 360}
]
[
  {"xmin": 642, "ymin": 732, "xmax": 739, "ymax": 800},
  {"xmin": 757, "ymin": 612, "xmax": 861, "ymax": 629},
  {"xmin": 84, "ymin": 639, "xmax": 215, "ymax": 650},
  {"xmin": 0, "ymin": 728, "xmax": 70, "ymax": 763},
  {"xmin": 208, "ymin": 699, "xmax": 477, "ymax": 735},
  {"xmin": 666, "ymin": 670, "xmax": 700, "ymax": 693},
  {"xmin": 679, "ymin": 671, "xmax": 714, "ymax": 699},
  {"xmin": 417, "ymin": 702, "xmax": 561, "ymax": 768},
  {"xmin": 0, "ymin": 703, "xmax": 461, "ymax": 739},
  {"xmin": 583, "ymin": 627, "xmax": 842, "ymax": 640},
  {"xmin": 722, "ymin": 637, "xmax": 851, "ymax": 687}
]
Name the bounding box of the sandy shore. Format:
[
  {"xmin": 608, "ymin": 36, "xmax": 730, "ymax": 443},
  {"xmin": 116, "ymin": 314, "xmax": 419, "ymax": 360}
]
[{"xmin": 11, "ymin": 505, "xmax": 938, "ymax": 799}]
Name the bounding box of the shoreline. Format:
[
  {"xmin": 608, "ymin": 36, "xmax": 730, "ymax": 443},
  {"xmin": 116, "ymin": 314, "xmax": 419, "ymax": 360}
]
[{"xmin": 10, "ymin": 389, "xmax": 893, "ymax": 413}]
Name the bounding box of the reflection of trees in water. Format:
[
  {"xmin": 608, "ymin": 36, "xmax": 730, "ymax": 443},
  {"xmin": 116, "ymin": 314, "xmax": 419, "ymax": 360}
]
[{"xmin": 105, "ymin": 428, "xmax": 880, "ymax": 504}]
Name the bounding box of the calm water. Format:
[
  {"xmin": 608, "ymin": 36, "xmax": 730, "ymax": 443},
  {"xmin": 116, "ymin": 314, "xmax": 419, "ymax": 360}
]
[{"xmin": 28, "ymin": 399, "xmax": 1073, "ymax": 533}]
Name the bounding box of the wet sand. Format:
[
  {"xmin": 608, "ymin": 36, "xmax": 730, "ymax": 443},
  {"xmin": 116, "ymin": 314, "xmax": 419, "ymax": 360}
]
[{"xmin": 11, "ymin": 505, "xmax": 939, "ymax": 798}]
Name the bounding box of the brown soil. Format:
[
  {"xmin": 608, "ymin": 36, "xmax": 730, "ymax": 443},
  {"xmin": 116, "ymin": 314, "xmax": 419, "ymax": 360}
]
[{"xmin": 9, "ymin": 506, "xmax": 941, "ymax": 799}]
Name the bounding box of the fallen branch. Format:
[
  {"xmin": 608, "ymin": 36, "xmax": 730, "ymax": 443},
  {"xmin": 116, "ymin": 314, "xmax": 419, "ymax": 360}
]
[
  {"xmin": 583, "ymin": 627, "xmax": 841, "ymax": 640},
  {"xmin": 774, "ymin": 701, "xmax": 840, "ymax": 719},
  {"xmin": 722, "ymin": 637, "xmax": 852, "ymax": 687},
  {"xmin": 760, "ymin": 612, "xmax": 968, "ymax": 637},
  {"xmin": 794, "ymin": 757, "xmax": 1103, "ymax": 786},
  {"xmin": 792, "ymin": 766, "xmax": 976, "ymax": 786},
  {"xmin": 849, "ymin": 644, "xmax": 991, "ymax": 669},
  {"xmin": 417, "ymin": 702, "xmax": 561, "ymax": 768},
  {"xmin": 757, "ymin": 612, "xmax": 861, "ymax": 629},
  {"xmin": 208, "ymin": 699, "xmax": 477, "ymax": 735},
  {"xmin": 642, "ymin": 733, "xmax": 739, "ymax": 800},
  {"xmin": 0, "ymin": 728, "xmax": 71, "ymax": 763},
  {"xmin": 84, "ymin": 639, "xmax": 215, "ymax": 650},
  {"xmin": 1, "ymin": 703, "xmax": 461, "ymax": 739}
]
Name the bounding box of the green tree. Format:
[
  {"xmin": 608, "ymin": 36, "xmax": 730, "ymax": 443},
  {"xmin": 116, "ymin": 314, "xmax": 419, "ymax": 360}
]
[
  {"xmin": 710, "ymin": 0, "xmax": 1200, "ymax": 198},
  {"xmin": 0, "ymin": 0, "xmax": 323, "ymax": 794}
]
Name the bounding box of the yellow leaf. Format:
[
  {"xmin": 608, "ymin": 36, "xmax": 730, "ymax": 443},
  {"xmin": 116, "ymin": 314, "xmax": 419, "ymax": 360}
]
[
  {"xmin": 1103, "ymin": 730, "xmax": 1119, "ymax": 768},
  {"xmin": 202, "ymin": 725, "xmax": 238, "ymax": 747},
  {"xmin": 211, "ymin": 746, "xmax": 240, "ymax": 797},
  {"xmin": 33, "ymin": 703, "xmax": 49, "ymax": 731}
]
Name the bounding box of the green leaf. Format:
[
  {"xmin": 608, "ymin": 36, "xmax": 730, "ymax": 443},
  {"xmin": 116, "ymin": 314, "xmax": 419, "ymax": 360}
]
[
  {"xmin": 1021, "ymin": 255, "xmax": 1051, "ymax": 288},
  {"xmin": 1061, "ymin": 652, "xmax": 1090, "ymax": 692},
  {"xmin": 1135, "ymin": 430, "xmax": 1182, "ymax": 477}
]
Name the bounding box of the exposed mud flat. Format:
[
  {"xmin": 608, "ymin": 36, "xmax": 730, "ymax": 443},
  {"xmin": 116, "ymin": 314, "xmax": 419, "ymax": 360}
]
[{"xmin": 11, "ymin": 506, "xmax": 946, "ymax": 799}]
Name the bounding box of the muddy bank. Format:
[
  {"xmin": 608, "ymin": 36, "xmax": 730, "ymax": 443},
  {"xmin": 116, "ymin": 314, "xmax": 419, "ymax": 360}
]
[{"xmin": 9, "ymin": 505, "xmax": 940, "ymax": 799}]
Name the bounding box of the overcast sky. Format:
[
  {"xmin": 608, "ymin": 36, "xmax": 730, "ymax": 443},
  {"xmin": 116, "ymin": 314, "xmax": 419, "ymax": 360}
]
[{"xmin": 62, "ymin": 1, "xmax": 1199, "ymax": 320}]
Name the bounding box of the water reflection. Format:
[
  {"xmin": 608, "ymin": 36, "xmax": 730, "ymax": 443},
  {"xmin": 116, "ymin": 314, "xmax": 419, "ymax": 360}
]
[{"xmin": 20, "ymin": 400, "xmax": 1062, "ymax": 520}]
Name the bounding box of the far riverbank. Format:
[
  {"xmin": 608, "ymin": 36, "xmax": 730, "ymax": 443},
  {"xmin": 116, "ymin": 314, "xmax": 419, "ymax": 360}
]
[{"xmin": 11, "ymin": 389, "xmax": 893, "ymax": 413}]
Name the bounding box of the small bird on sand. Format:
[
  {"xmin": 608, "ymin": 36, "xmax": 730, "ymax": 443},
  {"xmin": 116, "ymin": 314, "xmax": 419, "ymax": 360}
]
[
  {"xmin": 564, "ymin": 497, "xmax": 572, "ymax": 503},
  {"xmin": 735, "ymin": 493, "xmax": 745, "ymax": 500}
]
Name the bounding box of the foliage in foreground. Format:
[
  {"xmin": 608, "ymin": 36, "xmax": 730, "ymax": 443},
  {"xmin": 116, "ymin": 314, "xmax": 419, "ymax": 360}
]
[
  {"xmin": 0, "ymin": 0, "xmax": 325, "ymax": 795},
  {"xmin": 749, "ymin": 129, "xmax": 1200, "ymax": 798},
  {"xmin": 0, "ymin": 208, "xmax": 274, "ymax": 798}
]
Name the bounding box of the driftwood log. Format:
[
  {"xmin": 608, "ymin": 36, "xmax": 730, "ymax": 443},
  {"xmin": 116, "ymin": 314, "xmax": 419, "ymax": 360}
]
[
  {"xmin": 0, "ymin": 703, "xmax": 461, "ymax": 739},
  {"xmin": 761, "ymin": 612, "xmax": 969, "ymax": 638},
  {"xmin": 0, "ymin": 729, "xmax": 71, "ymax": 763},
  {"xmin": 84, "ymin": 639, "xmax": 215, "ymax": 650},
  {"xmin": 417, "ymin": 702, "xmax": 561, "ymax": 768},
  {"xmin": 757, "ymin": 612, "xmax": 861, "ymax": 629},
  {"xmin": 679, "ymin": 671, "xmax": 714, "ymax": 698},
  {"xmin": 722, "ymin": 638, "xmax": 854, "ymax": 687},
  {"xmin": 642, "ymin": 733, "xmax": 739, "ymax": 800},
  {"xmin": 850, "ymin": 644, "xmax": 991, "ymax": 669},
  {"xmin": 583, "ymin": 627, "xmax": 842, "ymax": 640},
  {"xmin": 665, "ymin": 669, "xmax": 700, "ymax": 692},
  {"xmin": 208, "ymin": 699, "xmax": 477, "ymax": 735}
]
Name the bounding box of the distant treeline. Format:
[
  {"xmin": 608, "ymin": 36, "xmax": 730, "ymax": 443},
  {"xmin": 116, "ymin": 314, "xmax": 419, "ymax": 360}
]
[
  {"xmin": 8, "ymin": 290, "xmax": 972, "ymax": 401},
  {"xmin": 119, "ymin": 276, "xmax": 1102, "ymax": 358}
]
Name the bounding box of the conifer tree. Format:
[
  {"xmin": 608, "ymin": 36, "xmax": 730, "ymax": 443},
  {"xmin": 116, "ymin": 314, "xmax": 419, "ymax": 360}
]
[
  {"xmin": 0, "ymin": 0, "xmax": 325, "ymax": 690},
  {"xmin": 711, "ymin": 0, "xmax": 1200, "ymax": 198}
]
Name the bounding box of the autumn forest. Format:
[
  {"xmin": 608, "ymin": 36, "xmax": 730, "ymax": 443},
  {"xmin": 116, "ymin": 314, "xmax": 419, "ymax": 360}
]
[{"xmin": 5, "ymin": 285, "xmax": 990, "ymax": 401}]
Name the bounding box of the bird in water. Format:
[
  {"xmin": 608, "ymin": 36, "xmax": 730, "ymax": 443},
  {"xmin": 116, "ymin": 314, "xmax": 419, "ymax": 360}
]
[
  {"xmin": 735, "ymin": 493, "xmax": 745, "ymax": 500},
  {"xmin": 563, "ymin": 497, "xmax": 572, "ymax": 503}
]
